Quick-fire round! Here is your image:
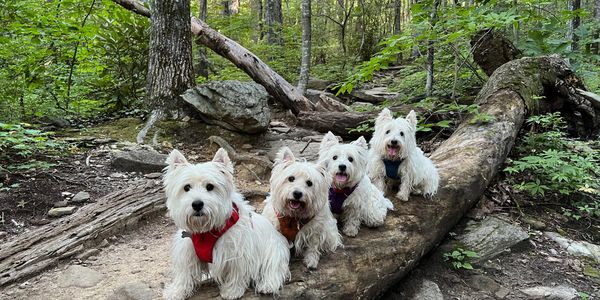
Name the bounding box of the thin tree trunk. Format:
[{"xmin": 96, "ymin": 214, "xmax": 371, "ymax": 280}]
[
  {"xmin": 425, "ymin": 0, "xmax": 440, "ymax": 97},
  {"xmin": 222, "ymin": 1, "xmax": 231, "ymax": 16},
  {"xmin": 593, "ymin": 0, "xmax": 600, "ymax": 54},
  {"xmin": 230, "ymin": 0, "xmax": 240, "ymax": 14},
  {"xmin": 140, "ymin": 0, "xmax": 195, "ymax": 143},
  {"xmin": 451, "ymin": 0, "xmax": 459, "ymax": 99},
  {"xmin": 265, "ymin": 0, "xmax": 283, "ymax": 45},
  {"xmin": 251, "ymin": 0, "xmax": 264, "ymax": 41},
  {"xmin": 197, "ymin": 0, "xmax": 209, "ymax": 78},
  {"xmin": 297, "ymin": 0, "xmax": 312, "ymax": 95},
  {"xmin": 567, "ymin": 0, "xmax": 581, "ymax": 53},
  {"xmin": 512, "ymin": 0, "xmax": 519, "ymax": 44},
  {"xmin": 394, "ymin": 0, "xmax": 402, "ymax": 62}
]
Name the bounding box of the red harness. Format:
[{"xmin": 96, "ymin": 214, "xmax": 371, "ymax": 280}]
[{"xmin": 185, "ymin": 203, "xmax": 240, "ymax": 263}]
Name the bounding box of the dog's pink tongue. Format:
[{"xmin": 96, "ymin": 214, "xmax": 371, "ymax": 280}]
[
  {"xmin": 336, "ymin": 174, "xmax": 348, "ymax": 183},
  {"xmin": 387, "ymin": 147, "xmax": 398, "ymax": 157},
  {"xmin": 290, "ymin": 200, "xmax": 301, "ymax": 209}
]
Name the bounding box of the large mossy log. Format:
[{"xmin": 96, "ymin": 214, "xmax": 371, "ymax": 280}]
[{"xmin": 111, "ymin": 0, "xmax": 314, "ymax": 115}]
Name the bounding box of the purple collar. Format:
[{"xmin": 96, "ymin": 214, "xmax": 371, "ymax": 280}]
[{"xmin": 328, "ymin": 184, "xmax": 358, "ymax": 214}]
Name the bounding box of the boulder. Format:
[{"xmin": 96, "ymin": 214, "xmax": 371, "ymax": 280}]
[
  {"xmin": 520, "ymin": 285, "xmax": 578, "ymax": 300},
  {"xmin": 182, "ymin": 80, "xmax": 271, "ymax": 133},
  {"xmin": 110, "ymin": 145, "xmax": 167, "ymax": 173},
  {"xmin": 544, "ymin": 232, "xmax": 600, "ymax": 263},
  {"xmin": 458, "ymin": 217, "xmax": 529, "ymax": 262},
  {"xmin": 411, "ymin": 279, "xmax": 443, "ymax": 300}
]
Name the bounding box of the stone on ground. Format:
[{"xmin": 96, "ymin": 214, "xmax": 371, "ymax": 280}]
[
  {"xmin": 266, "ymin": 139, "xmax": 320, "ymax": 162},
  {"xmin": 107, "ymin": 281, "xmax": 156, "ymax": 300},
  {"xmin": 47, "ymin": 206, "xmax": 77, "ymax": 218},
  {"xmin": 458, "ymin": 217, "xmax": 529, "ymax": 262},
  {"xmin": 544, "ymin": 232, "xmax": 600, "ymax": 263},
  {"xmin": 71, "ymin": 191, "xmax": 90, "ymax": 203},
  {"xmin": 110, "ymin": 145, "xmax": 167, "ymax": 173},
  {"xmin": 349, "ymin": 87, "xmax": 399, "ymax": 104},
  {"xmin": 182, "ymin": 80, "xmax": 270, "ymax": 133},
  {"xmin": 410, "ymin": 279, "xmax": 443, "ymax": 300},
  {"xmin": 520, "ymin": 285, "xmax": 578, "ymax": 300},
  {"xmin": 57, "ymin": 265, "xmax": 104, "ymax": 288}
]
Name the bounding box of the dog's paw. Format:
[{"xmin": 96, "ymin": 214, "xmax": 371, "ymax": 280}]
[
  {"xmin": 342, "ymin": 225, "xmax": 359, "ymax": 237},
  {"xmin": 396, "ymin": 191, "xmax": 409, "ymax": 202},
  {"xmin": 220, "ymin": 286, "xmax": 246, "ymax": 300},
  {"xmin": 303, "ymin": 253, "xmax": 320, "ymax": 269}
]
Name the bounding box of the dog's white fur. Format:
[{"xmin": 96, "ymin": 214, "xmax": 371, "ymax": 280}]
[
  {"xmin": 368, "ymin": 108, "xmax": 439, "ymax": 201},
  {"xmin": 318, "ymin": 132, "xmax": 394, "ymax": 237},
  {"xmin": 262, "ymin": 147, "xmax": 342, "ymax": 269},
  {"xmin": 163, "ymin": 149, "xmax": 290, "ymax": 300}
]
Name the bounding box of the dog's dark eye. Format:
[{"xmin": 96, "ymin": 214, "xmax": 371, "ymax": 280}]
[
  {"xmin": 348, "ymin": 157, "xmax": 354, "ymax": 162},
  {"xmin": 333, "ymin": 155, "xmax": 338, "ymax": 160},
  {"xmin": 288, "ymin": 176, "xmax": 295, "ymax": 182},
  {"xmin": 386, "ymin": 130, "xmax": 390, "ymax": 134},
  {"xmin": 400, "ymin": 131, "xmax": 404, "ymax": 136},
  {"xmin": 206, "ymin": 183, "xmax": 214, "ymax": 191},
  {"xmin": 306, "ymin": 180, "xmax": 313, "ymax": 187},
  {"xmin": 184, "ymin": 184, "xmax": 191, "ymax": 192}
]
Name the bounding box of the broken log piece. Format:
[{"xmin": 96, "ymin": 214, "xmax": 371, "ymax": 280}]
[
  {"xmin": 0, "ymin": 184, "xmax": 263, "ymax": 287},
  {"xmin": 297, "ymin": 105, "xmax": 423, "ymax": 139},
  {"xmin": 110, "ymin": 0, "xmax": 314, "ymax": 115},
  {"xmin": 471, "ymin": 29, "xmax": 521, "ymax": 76}
]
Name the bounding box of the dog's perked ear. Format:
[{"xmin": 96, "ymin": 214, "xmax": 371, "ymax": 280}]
[
  {"xmin": 166, "ymin": 149, "xmax": 188, "ymax": 169},
  {"xmin": 406, "ymin": 110, "xmax": 418, "ymax": 129},
  {"xmin": 320, "ymin": 131, "xmax": 339, "ymax": 151},
  {"xmin": 375, "ymin": 108, "xmax": 393, "ymax": 125},
  {"xmin": 351, "ymin": 136, "xmax": 368, "ymax": 150},
  {"xmin": 212, "ymin": 148, "xmax": 234, "ymax": 174},
  {"xmin": 274, "ymin": 146, "xmax": 295, "ymax": 167}
]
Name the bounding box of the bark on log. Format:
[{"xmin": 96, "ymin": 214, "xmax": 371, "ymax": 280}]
[
  {"xmin": 471, "ymin": 29, "xmax": 521, "ymax": 76},
  {"xmin": 0, "ymin": 183, "xmax": 262, "ymax": 287},
  {"xmin": 111, "ymin": 0, "xmax": 314, "ymax": 115}
]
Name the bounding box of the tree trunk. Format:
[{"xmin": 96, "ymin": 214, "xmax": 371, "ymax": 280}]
[
  {"xmin": 265, "ymin": 0, "xmax": 283, "ymax": 45},
  {"xmin": 394, "ymin": 0, "xmax": 402, "ymax": 62},
  {"xmin": 230, "ymin": 0, "xmax": 240, "ymax": 14},
  {"xmin": 297, "ymin": 0, "xmax": 312, "ymax": 95},
  {"xmin": 139, "ymin": 0, "xmax": 196, "ymax": 143},
  {"xmin": 222, "ymin": 1, "xmax": 231, "ymax": 16},
  {"xmin": 196, "ymin": 0, "xmax": 209, "ymax": 78},
  {"xmin": 593, "ymin": 0, "xmax": 600, "ymax": 54},
  {"xmin": 512, "ymin": 0, "xmax": 519, "ymax": 44},
  {"xmin": 471, "ymin": 29, "xmax": 521, "ymax": 76},
  {"xmin": 251, "ymin": 0, "xmax": 264, "ymax": 41},
  {"xmin": 425, "ymin": 0, "xmax": 440, "ymax": 97},
  {"xmin": 567, "ymin": 0, "xmax": 581, "ymax": 53},
  {"xmin": 111, "ymin": 0, "xmax": 315, "ymax": 115}
]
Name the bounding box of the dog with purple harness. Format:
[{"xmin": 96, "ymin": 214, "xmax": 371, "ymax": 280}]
[{"xmin": 318, "ymin": 132, "xmax": 394, "ymax": 237}]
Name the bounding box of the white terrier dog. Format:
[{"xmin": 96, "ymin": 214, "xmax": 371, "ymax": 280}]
[
  {"xmin": 262, "ymin": 147, "xmax": 342, "ymax": 269},
  {"xmin": 318, "ymin": 132, "xmax": 394, "ymax": 237},
  {"xmin": 368, "ymin": 108, "xmax": 439, "ymax": 201},
  {"xmin": 162, "ymin": 148, "xmax": 290, "ymax": 300}
]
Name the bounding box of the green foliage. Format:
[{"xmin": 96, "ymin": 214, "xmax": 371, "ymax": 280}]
[
  {"xmin": 443, "ymin": 247, "xmax": 479, "ymax": 270},
  {"xmin": 0, "ymin": 123, "xmax": 67, "ymax": 171}
]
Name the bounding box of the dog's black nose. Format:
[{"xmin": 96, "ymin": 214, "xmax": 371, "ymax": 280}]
[
  {"xmin": 192, "ymin": 200, "xmax": 204, "ymax": 211},
  {"xmin": 293, "ymin": 191, "xmax": 303, "ymax": 200},
  {"xmin": 338, "ymin": 164, "xmax": 347, "ymax": 172},
  {"xmin": 390, "ymin": 140, "xmax": 398, "ymax": 146}
]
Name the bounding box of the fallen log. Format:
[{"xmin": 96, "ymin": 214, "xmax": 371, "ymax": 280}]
[
  {"xmin": 471, "ymin": 29, "xmax": 521, "ymax": 76},
  {"xmin": 111, "ymin": 0, "xmax": 314, "ymax": 115}
]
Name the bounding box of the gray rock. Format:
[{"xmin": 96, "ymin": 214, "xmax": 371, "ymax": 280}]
[
  {"xmin": 40, "ymin": 116, "xmax": 70, "ymax": 128},
  {"xmin": 71, "ymin": 191, "xmax": 90, "ymax": 203},
  {"xmin": 57, "ymin": 265, "xmax": 104, "ymax": 288},
  {"xmin": 305, "ymin": 89, "xmax": 344, "ymax": 105},
  {"xmin": 350, "ymin": 87, "xmax": 399, "ymax": 104},
  {"xmin": 107, "ymin": 281, "xmax": 155, "ymax": 300},
  {"xmin": 182, "ymin": 80, "xmax": 270, "ymax": 133},
  {"xmin": 459, "ymin": 217, "xmax": 529, "ymax": 262},
  {"xmin": 521, "ymin": 285, "xmax": 578, "ymax": 300},
  {"xmin": 48, "ymin": 206, "xmax": 77, "ymax": 218},
  {"xmin": 53, "ymin": 200, "xmax": 68, "ymax": 208},
  {"xmin": 468, "ymin": 274, "xmax": 500, "ymax": 292},
  {"xmin": 544, "ymin": 232, "xmax": 600, "ymax": 263},
  {"xmin": 306, "ymin": 78, "xmax": 333, "ymax": 91},
  {"xmin": 267, "ymin": 139, "xmax": 320, "ymax": 162},
  {"xmin": 144, "ymin": 172, "xmax": 163, "ymax": 179},
  {"xmin": 410, "ymin": 279, "xmax": 443, "ymax": 300},
  {"xmin": 495, "ymin": 287, "xmax": 511, "ymax": 299},
  {"xmin": 111, "ymin": 145, "xmax": 167, "ymax": 173}
]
